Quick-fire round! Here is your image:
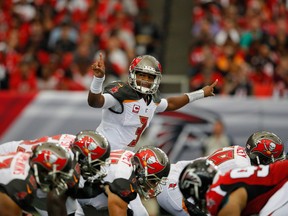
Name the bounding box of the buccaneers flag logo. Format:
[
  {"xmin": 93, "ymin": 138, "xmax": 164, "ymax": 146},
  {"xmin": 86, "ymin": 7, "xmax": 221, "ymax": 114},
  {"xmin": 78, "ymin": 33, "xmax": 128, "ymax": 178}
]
[{"xmin": 251, "ymin": 138, "xmax": 283, "ymax": 158}]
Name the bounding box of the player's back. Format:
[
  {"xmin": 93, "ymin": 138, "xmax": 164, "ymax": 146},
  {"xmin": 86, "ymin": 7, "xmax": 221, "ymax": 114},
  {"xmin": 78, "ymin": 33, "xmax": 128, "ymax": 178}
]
[
  {"xmin": 0, "ymin": 134, "xmax": 75, "ymax": 154},
  {"xmin": 207, "ymin": 145, "xmax": 251, "ymax": 173}
]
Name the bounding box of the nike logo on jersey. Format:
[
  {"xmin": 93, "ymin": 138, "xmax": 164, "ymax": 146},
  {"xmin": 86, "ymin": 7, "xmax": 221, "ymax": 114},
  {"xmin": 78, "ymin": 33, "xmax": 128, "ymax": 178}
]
[
  {"xmin": 26, "ymin": 184, "xmax": 32, "ymax": 194},
  {"xmin": 130, "ymin": 184, "xmax": 135, "ymax": 192}
]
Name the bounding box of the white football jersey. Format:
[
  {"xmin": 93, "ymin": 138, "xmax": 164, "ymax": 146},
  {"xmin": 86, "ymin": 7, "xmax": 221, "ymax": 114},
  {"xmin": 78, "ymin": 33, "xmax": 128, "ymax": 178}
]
[
  {"xmin": 156, "ymin": 160, "xmax": 194, "ymax": 216},
  {"xmin": 96, "ymin": 81, "xmax": 166, "ymax": 151},
  {"xmin": 207, "ymin": 145, "xmax": 251, "ymax": 173},
  {"xmin": 78, "ymin": 149, "xmax": 149, "ymax": 216},
  {"xmin": 0, "ymin": 134, "xmax": 75, "ymax": 154},
  {"xmin": 0, "ymin": 152, "xmax": 32, "ymax": 184}
]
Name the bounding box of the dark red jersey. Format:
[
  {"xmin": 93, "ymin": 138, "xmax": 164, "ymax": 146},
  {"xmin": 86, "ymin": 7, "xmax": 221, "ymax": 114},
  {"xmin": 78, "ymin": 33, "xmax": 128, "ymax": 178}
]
[{"xmin": 206, "ymin": 160, "xmax": 288, "ymax": 216}]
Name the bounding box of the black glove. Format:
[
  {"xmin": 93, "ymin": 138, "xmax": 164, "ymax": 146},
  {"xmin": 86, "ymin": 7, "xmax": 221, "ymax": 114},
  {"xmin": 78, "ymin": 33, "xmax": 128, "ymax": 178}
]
[{"xmin": 75, "ymin": 180, "xmax": 104, "ymax": 198}]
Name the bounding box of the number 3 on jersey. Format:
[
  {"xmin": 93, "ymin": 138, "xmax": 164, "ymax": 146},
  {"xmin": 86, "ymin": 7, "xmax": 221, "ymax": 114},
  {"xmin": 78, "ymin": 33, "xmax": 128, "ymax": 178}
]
[{"xmin": 128, "ymin": 116, "xmax": 148, "ymax": 147}]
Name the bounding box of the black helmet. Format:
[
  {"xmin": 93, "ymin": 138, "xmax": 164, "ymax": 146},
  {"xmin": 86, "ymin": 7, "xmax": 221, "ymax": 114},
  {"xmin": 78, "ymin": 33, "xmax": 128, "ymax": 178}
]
[
  {"xmin": 245, "ymin": 131, "xmax": 286, "ymax": 165},
  {"xmin": 71, "ymin": 130, "xmax": 110, "ymax": 179},
  {"xmin": 128, "ymin": 55, "xmax": 162, "ymax": 94},
  {"xmin": 178, "ymin": 159, "xmax": 217, "ymax": 211},
  {"xmin": 30, "ymin": 142, "xmax": 74, "ymax": 193},
  {"xmin": 131, "ymin": 145, "xmax": 170, "ymax": 199}
]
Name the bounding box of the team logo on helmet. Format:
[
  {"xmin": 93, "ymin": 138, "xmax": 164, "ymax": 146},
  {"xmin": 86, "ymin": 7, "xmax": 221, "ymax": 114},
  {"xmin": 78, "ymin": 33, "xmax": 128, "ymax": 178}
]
[
  {"xmin": 33, "ymin": 150, "xmax": 67, "ymax": 171},
  {"xmin": 129, "ymin": 56, "xmax": 142, "ymax": 71},
  {"xmin": 252, "ymin": 139, "xmax": 283, "ymax": 158},
  {"xmin": 76, "ymin": 136, "xmax": 106, "ymax": 160},
  {"xmin": 137, "ymin": 149, "xmax": 165, "ymax": 174}
]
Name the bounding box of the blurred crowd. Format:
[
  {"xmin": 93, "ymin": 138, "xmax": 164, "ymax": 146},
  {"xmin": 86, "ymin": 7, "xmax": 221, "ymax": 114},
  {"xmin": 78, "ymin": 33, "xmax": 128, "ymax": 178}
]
[
  {"xmin": 1, "ymin": 0, "xmax": 288, "ymax": 98},
  {"xmin": 188, "ymin": 0, "xmax": 288, "ymax": 97},
  {"xmin": 0, "ymin": 0, "xmax": 161, "ymax": 92}
]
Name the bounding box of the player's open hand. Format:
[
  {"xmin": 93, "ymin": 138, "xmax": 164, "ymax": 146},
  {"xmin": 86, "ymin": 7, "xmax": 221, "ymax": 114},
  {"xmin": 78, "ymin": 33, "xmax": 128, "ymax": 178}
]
[
  {"xmin": 91, "ymin": 53, "xmax": 105, "ymax": 78},
  {"xmin": 202, "ymin": 79, "xmax": 218, "ymax": 97}
]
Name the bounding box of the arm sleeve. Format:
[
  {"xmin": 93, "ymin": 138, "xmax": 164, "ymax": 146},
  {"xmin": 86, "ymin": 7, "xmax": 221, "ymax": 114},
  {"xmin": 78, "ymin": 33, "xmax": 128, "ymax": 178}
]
[
  {"xmin": 102, "ymin": 93, "xmax": 121, "ymax": 109},
  {"xmin": 155, "ymin": 99, "xmax": 168, "ymax": 113}
]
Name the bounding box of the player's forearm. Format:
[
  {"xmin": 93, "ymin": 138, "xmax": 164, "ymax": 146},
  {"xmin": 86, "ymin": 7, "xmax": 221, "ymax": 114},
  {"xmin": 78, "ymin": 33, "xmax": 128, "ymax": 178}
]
[
  {"xmin": 88, "ymin": 75, "xmax": 105, "ymax": 108},
  {"xmin": 165, "ymin": 89, "xmax": 205, "ymax": 111},
  {"xmin": 165, "ymin": 94, "xmax": 190, "ymax": 111}
]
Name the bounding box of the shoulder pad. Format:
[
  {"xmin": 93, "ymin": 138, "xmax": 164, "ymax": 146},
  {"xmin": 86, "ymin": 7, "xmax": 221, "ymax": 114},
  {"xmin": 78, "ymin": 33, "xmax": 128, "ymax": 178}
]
[{"xmin": 104, "ymin": 81, "xmax": 140, "ymax": 102}]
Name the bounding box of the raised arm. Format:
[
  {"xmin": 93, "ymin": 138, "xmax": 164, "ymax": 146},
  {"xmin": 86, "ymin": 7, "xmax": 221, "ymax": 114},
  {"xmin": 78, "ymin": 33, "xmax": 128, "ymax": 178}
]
[
  {"xmin": 165, "ymin": 79, "xmax": 218, "ymax": 111},
  {"xmin": 88, "ymin": 53, "xmax": 106, "ymax": 108}
]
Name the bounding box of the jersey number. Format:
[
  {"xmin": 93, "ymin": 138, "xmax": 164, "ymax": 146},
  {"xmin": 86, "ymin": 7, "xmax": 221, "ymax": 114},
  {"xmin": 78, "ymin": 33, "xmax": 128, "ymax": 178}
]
[
  {"xmin": 230, "ymin": 165, "xmax": 269, "ymax": 178},
  {"xmin": 208, "ymin": 148, "xmax": 234, "ymax": 165},
  {"xmin": 128, "ymin": 116, "xmax": 148, "ymax": 147},
  {"xmin": 0, "ymin": 158, "xmax": 13, "ymax": 169}
]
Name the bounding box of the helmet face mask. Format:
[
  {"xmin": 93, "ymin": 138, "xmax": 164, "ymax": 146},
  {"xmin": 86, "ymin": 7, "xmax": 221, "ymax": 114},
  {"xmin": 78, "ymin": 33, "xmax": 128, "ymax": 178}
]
[
  {"xmin": 245, "ymin": 131, "xmax": 286, "ymax": 165},
  {"xmin": 72, "ymin": 130, "xmax": 110, "ymax": 180},
  {"xmin": 30, "ymin": 142, "xmax": 74, "ymax": 193},
  {"xmin": 128, "ymin": 55, "xmax": 162, "ymax": 94},
  {"xmin": 132, "ymin": 146, "xmax": 170, "ymax": 199},
  {"xmin": 179, "ymin": 159, "xmax": 217, "ymax": 212}
]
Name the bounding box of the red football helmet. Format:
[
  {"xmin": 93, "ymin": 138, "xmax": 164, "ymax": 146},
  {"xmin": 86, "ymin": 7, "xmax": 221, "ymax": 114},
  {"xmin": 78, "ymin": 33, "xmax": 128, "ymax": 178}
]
[
  {"xmin": 30, "ymin": 142, "xmax": 74, "ymax": 193},
  {"xmin": 128, "ymin": 55, "xmax": 162, "ymax": 94},
  {"xmin": 71, "ymin": 130, "xmax": 110, "ymax": 179},
  {"xmin": 132, "ymin": 146, "xmax": 170, "ymax": 199},
  {"xmin": 245, "ymin": 131, "xmax": 286, "ymax": 165}
]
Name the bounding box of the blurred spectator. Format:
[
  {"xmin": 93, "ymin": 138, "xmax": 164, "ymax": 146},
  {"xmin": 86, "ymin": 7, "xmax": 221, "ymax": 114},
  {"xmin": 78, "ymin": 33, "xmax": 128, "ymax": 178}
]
[
  {"xmin": 9, "ymin": 57, "xmax": 37, "ymax": 92},
  {"xmin": 36, "ymin": 54, "xmax": 62, "ymax": 90},
  {"xmin": 189, "ymin": 51, "xmax": 223, "ymax": 93},
  {"xmin": 202, "ymin": 119, "xmax": 232, "ymax": 156},
  {"xmin": 222, "ymin": 62, "xmax": 253, "ymax": 96},
  {"xmin": 48, "ymin": 20, "xmax": 78, "ymax": 54},
  {"xmin": 134, "ymin": 9, "xmax": 161, "ymax": 57},
  {"xmin": 100, "ymin": 30, "xmax": 129, "ymax": 82}
]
